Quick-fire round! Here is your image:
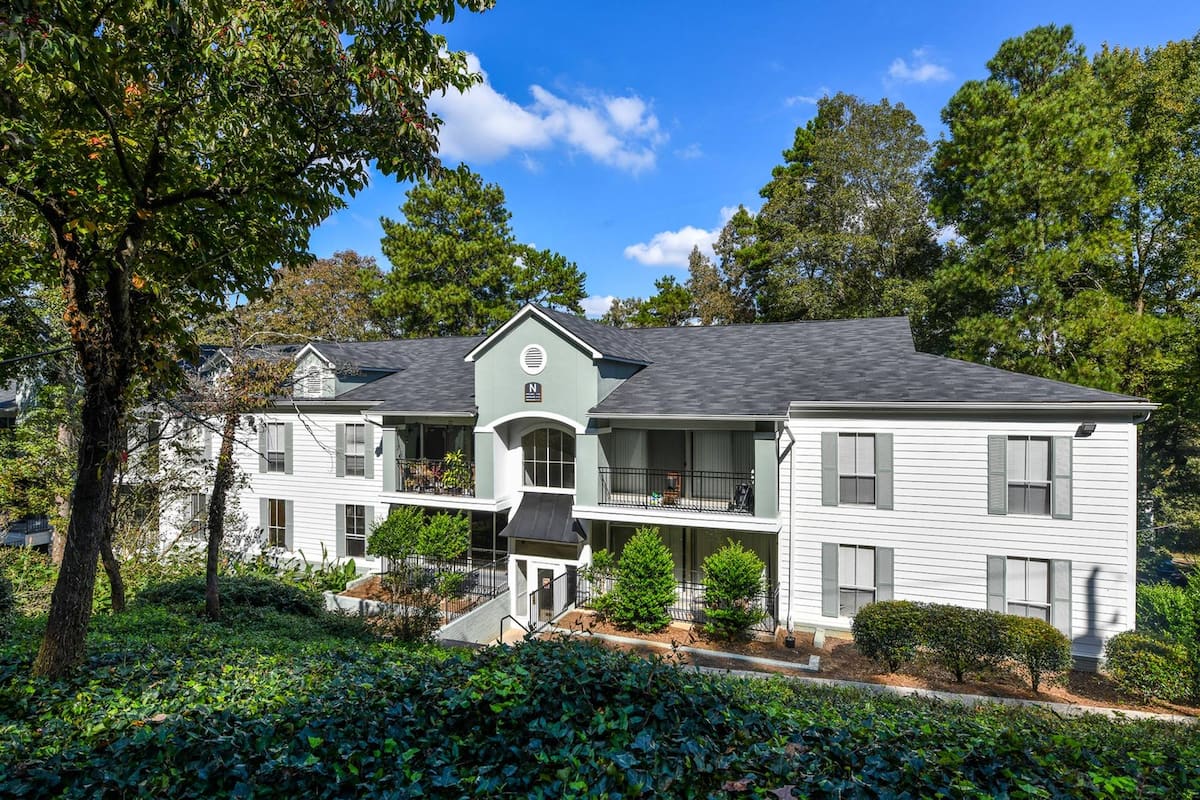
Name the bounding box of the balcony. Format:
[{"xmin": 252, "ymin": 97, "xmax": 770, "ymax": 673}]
[
  {"xmin": 598, "ymin": 467, "xmax": 754, "ymax": 515},
  {"xmin": 396, "ymin": 457, "xmax": 476, "ymax": 497}
]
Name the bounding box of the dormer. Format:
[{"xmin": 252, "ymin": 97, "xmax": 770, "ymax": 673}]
[{"xmin": 292, "ymin": 346, "xmax": 336, "ymax": 400}]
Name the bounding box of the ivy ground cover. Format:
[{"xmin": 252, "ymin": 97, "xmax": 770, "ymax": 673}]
[{"xmin": 2, "ymin": 601, "xmax": 1199, "ymax": 798}]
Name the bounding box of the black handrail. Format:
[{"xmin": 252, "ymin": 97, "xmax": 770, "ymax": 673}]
[{"xmin": 598, "ymin": 466, "xmax": 754, "ymax": 514}]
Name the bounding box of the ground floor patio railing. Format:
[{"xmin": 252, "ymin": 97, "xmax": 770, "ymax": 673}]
[{"xmin": 574, "ymin": 572, "xmax": 779, "ymax": 634}]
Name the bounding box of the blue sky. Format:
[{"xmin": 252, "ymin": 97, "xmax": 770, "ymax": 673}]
[{"xmin": 308, "ymin": 1, "xmax": 1199, "ymax": 317}]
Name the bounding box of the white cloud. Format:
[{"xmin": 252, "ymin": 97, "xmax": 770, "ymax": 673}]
[
  {"xmin": 674, "ymin": 142, "xmax": 703, "ymax": 160},
  {"xmin": 624, "ymin": 206, "xmax": 749, "ymax": 269},
  {"xmin": 581, "ymin": 294, "xmax": 617, "ymax": 318},
  {"xmin": 785, "ymin": 86, "xmax": 829, "ymax": 107},
  {"xmin": 430, "ymin": 54, "xmax": 665, "ymax": 174},
  {"xmin": 887, "ymin": 48, "xmax": 951, "ymax": 84}
]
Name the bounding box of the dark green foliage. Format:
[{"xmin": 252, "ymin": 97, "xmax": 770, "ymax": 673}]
[
  {"xmin": 923, "ymin": 604, "xmax": 1006, "ymax": 682},
  {"xmin": 136, "ymin": 575, "xmax": 323, "ymax": 617},
  {"xmin": 1104, "ymin": 631, "xmax": 1191, "ymax": 704},
  {"xmin": 1132, "ymin": 578, "xmax": 1200, "ymax": 701},
  {"xmin": 851, "ymin": 600, "xmax": 926, "ymax": 672},
  {"xmin": 1002, "ymin": 615, "xmax": 1073, "ymax": 692},
  {"xmin": 366, "ymin": 505, "xmax": 425, "ymax": 563},
  {"xmin": 2, "ymin": 611, "xmax": 1199, "ymax": 798},
  {"xmin": 421, "ymin": 512, "xmax": 471, "ymax": 561},
  {"xmin": 0, "ymin": 574, "xmax": 12, "ymax": 640},
  {"xmin": 598, "ymin": 527, "xmax": 677, "ymax": 632},
  {"xmin": 701, "ymin": 539, "xmax": 766, "ymax": 640}
]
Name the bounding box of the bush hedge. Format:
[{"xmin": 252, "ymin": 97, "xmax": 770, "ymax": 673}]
[
  {"xmin": 1104, "ymin": 631, "xmax": 1191, "ymax": 704},
  {"xmin": 850, "ymin": 600, "xmax": 926, "ymax": 672},
  {"xmin": 701, "ymin": 539, "xmax": 766, "ymax": 640},
  {"xmin": 1002, "ymin": 615, "xmax": 1073, "ymax": 692},
  {"xmin": 136, "ymin": 575, "xmax": 323, "ymax": 617},
  {"xmin": 0, "ymin": 574, "xmax": 12, "ymax": 641},
  {"xmin": 922, "ymin": 604, "xmax": 1006, "ymax": 682},
  {"xmin": 596, "ymin": 527, "xmax": 677, "ymax": 632}
]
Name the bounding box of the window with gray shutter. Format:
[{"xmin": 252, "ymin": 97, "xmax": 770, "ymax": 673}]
[
  {"xmin": 266, "ymin": 498, "xmax": 287, "ymax": 548},
  {"xmin": 837, "ymin": 433, "xmax": 876, "ymax": 505},
  {"xmin": 265, "ymin": 423, "xmax": 286, "ymax": 473},
  {"xmin": 989, "ymin": 555, "xmax": 1072, "ymax": 637},
  {"xmin": 344, "ymin": 504, "xmax": 367, "ymax": 558},
  {"xmin": 837, "ymin": 544, "xmax": 877, "ymax": 616},
  {"xmin": 345, "ymin": 424, "xmax": 366, "ymax": 477},
  {"xmin": 1007, "ymin": 437, "xmax": 1051, "ymax": 516}
]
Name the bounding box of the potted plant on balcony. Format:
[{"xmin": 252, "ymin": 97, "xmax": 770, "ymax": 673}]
[{"xmin": 440, "ymin": 450, "xmax": 472, "ymax": 495}]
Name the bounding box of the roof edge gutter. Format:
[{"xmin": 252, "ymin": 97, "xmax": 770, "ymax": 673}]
[
  {"xmin": 591, "ymin": 412, "xmax": 788, "ymax": 422},
  {"xmin": 787, "ymin": 401, "xmax": 1159, "ymax": 414}
]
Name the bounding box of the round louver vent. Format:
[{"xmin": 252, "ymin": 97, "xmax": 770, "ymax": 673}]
[{"xmin": 520, "ymin": 344, "xmax": 547, "ymax": 375}]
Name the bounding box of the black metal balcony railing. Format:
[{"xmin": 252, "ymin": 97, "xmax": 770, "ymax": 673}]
[
  {"xmin": 598, "ymin": 467, "xmax": 754, "ymax": 514},
  {"xmin": 396, "ymin": 458, "xmax": 476, "ymax": 497}
]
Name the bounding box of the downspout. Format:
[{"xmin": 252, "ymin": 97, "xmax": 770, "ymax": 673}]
[{"xmin": 782, "ymin": 421, "xmax": 797, "ymax": 633}]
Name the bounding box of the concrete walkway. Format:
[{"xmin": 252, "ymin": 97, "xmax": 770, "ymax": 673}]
[{"xmin": 547, "ymin": 627, "xmax": 1197, "ymax": 725}]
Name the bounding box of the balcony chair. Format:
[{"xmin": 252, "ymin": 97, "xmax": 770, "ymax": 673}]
[
  {"xmin": 728, "ymin": 482, "xmax": 754, "ymax": 513},
  {"xmin": 663, "ymin": 471, "xmax": 681, "ymax": 506}
]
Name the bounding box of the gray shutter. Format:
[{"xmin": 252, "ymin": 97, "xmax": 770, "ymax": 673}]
[
  {"xmin": 1051, "ymin": 437, "xmax": 1072, "ymax": 520},
  {"xmin": 203, "ymin": 428, "xmax": 213, "ymax": 460},
  {"xmin": 821, "ymin": 433, "xmax": 838, "ymax": 507},
  {"xmin": 365, "ymin": 505, "xmax": 374, "ymax": 535},
  {"xmin": 258, "ymin": 424, "xmax": 268, "ymax": 473},
  {"xmin": 987, "ymin": 435, "xmax": 1007, "ymax": 515},
  {"xmin": 821, "ymin": 542, "xmax": 839, "ymax": 617},
  {"xmin": 875, "ymin": 434, "xmax": 893, "ymax": 510},
  {"xmin": 198, "ymin": 493, "xmax": 209, "ymax": 520},
  {"xmin": 335, "ymin": 424, "xmax": 346, "ymax": 478},
  {"xmin": 259, "ymin": 497, "xmax": 269, "ymax": 538},
  {"xmin": 335, "ymin": 504, "xmax": 346, "ymax": 558},
  {"xmin": 875, "ymin": 547, "xmax": 894, "ymax": 601},
  {"xmin": 283, "ymin": 423, "xmax": 294, "ymax": 475},
  {"xmin": 1050, "ymin": 560, "xmax": 1072, "ymax": 638},
  {"xmin": 986, "ymin": 555, "xmax": 1006, "ymax": 612},
  {"xmin": 382, "ymin": 430, "xmax": 396, "ymax": 491},
  {"xmin": 285, "ymin": 500, "xmax": 295, "ymax": 550},
  {"xmin": 364, "ymin": 427, "xmax": 375, "ymax": 480}
]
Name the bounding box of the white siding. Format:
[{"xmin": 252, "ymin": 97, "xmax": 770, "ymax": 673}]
[{"xmin": 779, "ymin": 415, "xmax": 1138, "ymax": 662}]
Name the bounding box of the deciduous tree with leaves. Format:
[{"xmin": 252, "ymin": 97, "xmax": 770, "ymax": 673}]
[{"xmin": 0, "ymin": 0, "xmax": 486, "ymax": 676}]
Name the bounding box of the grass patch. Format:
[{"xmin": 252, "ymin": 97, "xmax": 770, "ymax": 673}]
[{"xmin": 1, "ymin": 583, "xmax": 1198, "ymax": 797}]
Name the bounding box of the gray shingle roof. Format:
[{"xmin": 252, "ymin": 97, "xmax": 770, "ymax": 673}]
[
  {"xmin": 590, "ymin": 317, "xmax": 1144, "ymax": 417},
  {"xmin": 335, "ymin": 335, "xmax": 483, "ymax": 414},
  {"xmin": 538, "ymin": 307, "xmax": 654, "ymax": 364},
  {"xmin": 0, "ymin": 381, "xmax": 17, "ymax": 412}
]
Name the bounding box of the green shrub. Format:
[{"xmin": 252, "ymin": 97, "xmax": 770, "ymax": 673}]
[
  {"xmin": 136, "ymin": 575, "xmax": 323, "ymax": 617},
  {"xmin": 0, "ymin": 574, "xmax": 13, "ymax": 640},
  {"xmin": 599, "ymin": 527, "xmax": 677, "ymax": 632},
  {"xmin": 0, "ymin": 546, "xmax": 56, "ymax": 614},
  {"xmin": 851, "ymin": 600, "xmax": 926, "ymax": 672},
  {"xmin": 367, "ymin": 505, "xmax": 425, "ymax": 563},
  {"xmin": 1104, "ymin": 631, "xmax": 1191, "ymax": 704},
  {"xmin": 1137, "ymin": 581, "xmax": 1193, "ymax": 641},
  {"xmin": 923, "ymin": 604, "xmax": 1005, "ymax": 682},
  {"xmin": 1001, "ymin": 615, "xmax": 1073, "ymax": 692},
  {"xmin": 701, "ymin": 540, "xmax": 766, "ymax": 640},
  {"xmin": 420, "ymin": 511, "xmax": 471, "ymax": 561}
]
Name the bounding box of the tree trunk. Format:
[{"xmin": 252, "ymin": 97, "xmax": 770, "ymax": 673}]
[
  {"xmin": 99, "ymin": 525, "xmax": 126, "ymax": 613},
  {"xmin": 33, "ymin": 383, "xmax": 121, "ymax": 676},
  {"xmin": 204, "ymin": 413, "xmax": 240, "ymax": 621},
  {"xmin": 50, "ymin": 422, "xmax": 74, "ymax": 566}
]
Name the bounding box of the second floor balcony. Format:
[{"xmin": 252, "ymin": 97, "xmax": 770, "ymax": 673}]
[
  {"xmin": 396, "ymin": 457, "xmax": 476, "ymax": 497},
  {"xmin": 598, "ymin": 466, "xmax": 754, "ymax": 515}
]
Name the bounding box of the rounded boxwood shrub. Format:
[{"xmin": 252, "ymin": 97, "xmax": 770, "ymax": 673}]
[
  {"xmin": 1001, "ymin": 615, "xmax": 1072, "ymax": 692},
  {"xmin": 136, "ymin": 575, "xmax": 323, "ymax": 617},
  {"xmin": 1104, "ymin": 630, "xmax": 1190, "ymax": 704},
  {"xmin": 923, "ymin": 604, "xmax": 1005, "ymax": 682},
  {"xmin": 599, "ymin": 527, "xmax": 677, "ymax": 632},
  {"xmin": 701, "ymin": 539, "xmax": 766, "ymax": 640},
  {"xmin": 851, "ymin": 600, "xmax": 926, "ymax": 673}
]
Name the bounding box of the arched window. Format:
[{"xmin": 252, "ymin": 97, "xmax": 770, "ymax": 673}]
[{"xmin": 522, "ymin": 427, "xmax": 576, "ymax": 489}]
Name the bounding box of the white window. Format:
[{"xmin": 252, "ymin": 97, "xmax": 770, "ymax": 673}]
[
  {"xmin": 188, "ymin": 492, "xmax": 208, "ymax": 533},
  {"xmin": 266, "ymin": 423, "xmax": 286, "ymax": 473},
  {"xmin": 345, "ymin": 504, "xmax": 366, "ymax": 558},
  {"xmin": 1006, "ymin": 557, "xmax": 1050, "ymax": 621},
  {"xmin": 522, "ymin": 427, "xmax": 575, "ymax": 489},
  {"xmin": 838, "ymin": 544, "xmax": 876, "ymax": 616},
  {"xmin": 267, "ymin": 498, "xmax": 287, "ymax": 548},
  {"xmin": 838, "ymin": 433, "xmax": 875, "ymax": 505},
  {"xmin": 1007, "ymin": 437, "xmax": 1050, "ymax": 515},
  {"xmin": 345, "ymin": 424, "xmax": 366, "ymax": 477}
]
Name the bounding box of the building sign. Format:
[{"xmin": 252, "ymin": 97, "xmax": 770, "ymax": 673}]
[{"xmin": 524, "ymin": 381, "xmax": 543, "ymax": 403}]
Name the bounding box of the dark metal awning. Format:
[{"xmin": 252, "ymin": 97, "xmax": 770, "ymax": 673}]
[{"xmin": 500, "ymin": 491, "xmax": 586, "ymax": 544}]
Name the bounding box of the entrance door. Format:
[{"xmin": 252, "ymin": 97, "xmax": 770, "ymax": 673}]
[{"xmin": 536, "ymin": 568, "xmax": 555, "ymax": 622}]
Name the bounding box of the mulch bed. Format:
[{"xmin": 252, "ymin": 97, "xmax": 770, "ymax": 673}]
[
  {"xmin": 554, "ymin": 610, "xmax": 1200, "ymax": 717},
  {"xmin": 341, "ymin": 575, "xmax": 480, "ymax": 617}
]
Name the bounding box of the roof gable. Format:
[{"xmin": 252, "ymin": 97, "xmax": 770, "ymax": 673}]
[{"xmin": 464, "ymin": 304, "xmax": 653, "ymax": 365}]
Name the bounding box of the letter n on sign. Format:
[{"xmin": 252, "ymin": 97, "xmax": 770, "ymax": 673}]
[{"xmin": 524, "ymin": 382, "xmax": 542, "ymax": 403}]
